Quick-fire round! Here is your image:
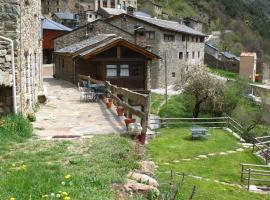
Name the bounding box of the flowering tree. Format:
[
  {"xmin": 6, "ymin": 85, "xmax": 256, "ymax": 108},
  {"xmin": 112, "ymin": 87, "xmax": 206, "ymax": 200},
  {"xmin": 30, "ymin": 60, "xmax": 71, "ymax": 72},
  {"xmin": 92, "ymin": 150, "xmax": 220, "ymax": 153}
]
[{"xmin": 182, "ymin": 67, "xmax": 224, "ymax": 118}]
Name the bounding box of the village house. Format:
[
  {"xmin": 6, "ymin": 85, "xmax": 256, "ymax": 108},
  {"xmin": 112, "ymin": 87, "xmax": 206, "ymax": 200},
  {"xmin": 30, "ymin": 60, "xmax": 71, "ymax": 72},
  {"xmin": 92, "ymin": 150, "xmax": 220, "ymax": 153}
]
[
  {"xmin": 54, "ymin": 13, "xmax": 205, "ymax": 89},
  {"xmin": 106, "ymin": 13, "xmax": 205, "ymax": 88},
  {"xmin": 139, "ymin": 0, "xmax": 163, "ymax": 18},
  {"xmin": 41, "ymin": 0, "xmax": 80, "ymax": 15},
  {"xmin": 42, "ymin": 18, "xmax": 72, "ymax": 64},
  {"xmin": 52, "ymin": 12, "xmax": 79, "ymax": 29},
  {"xmin": 54, "ymin": 34, "xmax": 159, "ymax": 91},
  {"xmin": 0, "ymin": 0, "xmax": 43, "ymax": 114}
]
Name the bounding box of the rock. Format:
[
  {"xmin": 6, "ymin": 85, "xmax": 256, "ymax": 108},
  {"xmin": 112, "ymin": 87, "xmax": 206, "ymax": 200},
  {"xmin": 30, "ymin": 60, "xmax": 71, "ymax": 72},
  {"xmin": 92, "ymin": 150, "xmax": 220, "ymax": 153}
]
[
  {"xmin": 219, "ymin": 152, "xmax": 228, "ymax": 155},
  {"xmin": 124, "ymin": 179, "xmax": 160, "ymax": 197},
  {"xmin": 5, "ymin": 55, "xmax": 11, "ymax": 62},
  {"xmin": 0, "ymin": 49, "xmax": 7, "ymax": 56},
  {"xmin": 236, "ymin": 148, "xmax": 244, "ymax": 152},
  {"xmin": 128, "ymin": 172, "xmax": 159, "ymax": 188},
  {"xmin": 139, "ymin": 161, "xmax": 156, "ymax": 175},
  {"xmin": 227, "ymin": 150, "xmax": 236, "ymax": 154},
  {"xmin": 198, "ymin": 155, "xmax": 208, "ymax": 159},
  {"xmin": 208, "ymin": 153, "xmax": 216, "ymax": 156},
  {"xmin": 181, "ymin": 158, "xmax": 192, "ymax": 161}
]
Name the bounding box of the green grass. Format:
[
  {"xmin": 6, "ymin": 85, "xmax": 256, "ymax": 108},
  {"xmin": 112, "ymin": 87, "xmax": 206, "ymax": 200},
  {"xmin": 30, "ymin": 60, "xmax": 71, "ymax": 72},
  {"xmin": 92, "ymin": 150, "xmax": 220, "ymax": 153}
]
[
  {"xmin": 150, "ymin": 93, "xmax": 164, "ymax": 115},
  {"xmin": 208, "ymin": 67, "xmax": 239, "ymax": 80},
  {"xmin": 147, "ymin": 128, "xmax": 242, "ymax": 161},
  {"xmin": 0, "ymin": 136, "xmax": 139, "ymax": 200},
  {"xmin": 0, "ymin": 114, "xmax": 33, "ymax": 142},
  {"xmin": 147, "ymin": 127, "xmax": 269, "ymax": 199}
]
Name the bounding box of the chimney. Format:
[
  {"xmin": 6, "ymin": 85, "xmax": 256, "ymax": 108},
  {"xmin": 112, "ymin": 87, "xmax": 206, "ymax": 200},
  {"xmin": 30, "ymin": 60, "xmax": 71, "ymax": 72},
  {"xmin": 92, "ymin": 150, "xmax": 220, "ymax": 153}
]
[
  {"xmin": 134, "ymin": 26, "xmax": 146, "ymax": 47},
  {"xmin": 127, "ymin": 6, "xmax": 135, "ymax": 16}
]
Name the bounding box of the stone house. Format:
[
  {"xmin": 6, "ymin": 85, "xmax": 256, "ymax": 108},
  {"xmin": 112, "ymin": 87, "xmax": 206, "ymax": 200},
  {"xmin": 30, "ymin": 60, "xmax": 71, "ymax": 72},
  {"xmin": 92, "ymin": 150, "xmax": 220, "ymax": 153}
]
[
  {"xmin": 54, "ymin": 19, "xmax": 134, "ymax": 50},
  {"xmin": 240, "ymin": 52, "xmax": 257, "ymax": 82},
  {"xmin": 0, "ymin": 0, "xmax": 43, "ymax": 114},
  {"xmin": 41, "ymin": 0, "xmax": 80, "ymax": 15},
  {"xmin": 52, "ymin": 12, "xmax": 78, "ymax": 29},
  {"xmin": 106, "ymin": 14, "xmax": 205, "ymax": 88},
  {"xmin": 139, "ymin": 0, "xmax": 163, "ymax": 18},
  {"xmin": 54, "ymin": 34, "xmax": 159, "ymax": 91}
]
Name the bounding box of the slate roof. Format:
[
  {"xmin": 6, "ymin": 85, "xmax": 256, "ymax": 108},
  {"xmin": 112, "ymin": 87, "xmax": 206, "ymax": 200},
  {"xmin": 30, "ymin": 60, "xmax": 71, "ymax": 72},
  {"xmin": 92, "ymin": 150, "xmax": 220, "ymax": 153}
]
[
  {"xmin": 54, "ymin": 12, "xmax": 76, "ymax": 20},
  {"xmin": 42, "ymin": 17, "xmax": 72, "ymax": 31},
  {"xmin": 134, "ymin": 15, "xmax": 205, "ymax": 36},
  {"xmin": 221, "ymin": 52, "xmax": 240, "ymax": 61},
  {"xmin": 205, "ymin": 43, "xmax": 219, "ymax": 51},
  {"xmin": 134, "ymin": 11, "xmax": 152, "ymax": 18},
  {"xmin": 55, "ymin": 34, "xmax": 116, "ymax": 54}
]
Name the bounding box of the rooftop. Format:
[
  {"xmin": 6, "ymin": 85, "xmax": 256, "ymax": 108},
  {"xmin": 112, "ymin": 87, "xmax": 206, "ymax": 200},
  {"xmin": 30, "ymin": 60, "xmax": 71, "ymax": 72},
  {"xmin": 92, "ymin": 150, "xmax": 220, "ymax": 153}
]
[
  {"xmin": 108, "ymin": 14, "xmax": 205, "ymax": 36},
  {"xmin": 42, "ymin": 17, "xmax": 72, "ymax": 31},
  {"xmin": 98, "ymin": 7, "xmax": 126, "ymax": 16},
  {"xmin": 55, "ymin": 34, "xmax": 116, "ymax": 54},
  {"xmin": 53, "ymin": 12, "xmax": 76, "ymax": 20}
]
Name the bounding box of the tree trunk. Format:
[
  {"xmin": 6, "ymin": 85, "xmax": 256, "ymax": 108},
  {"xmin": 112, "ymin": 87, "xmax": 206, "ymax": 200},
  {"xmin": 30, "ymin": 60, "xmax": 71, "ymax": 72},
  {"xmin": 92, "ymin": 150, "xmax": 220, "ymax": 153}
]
[{"xmin": 193, "ymin": 102, "xmax": 201, "ymax": 118}]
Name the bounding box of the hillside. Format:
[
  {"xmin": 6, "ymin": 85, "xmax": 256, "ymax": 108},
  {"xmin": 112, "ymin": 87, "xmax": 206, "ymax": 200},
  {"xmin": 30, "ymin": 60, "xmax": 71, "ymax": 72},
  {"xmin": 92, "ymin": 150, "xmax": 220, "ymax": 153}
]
[{"xmin": 138, "ymin": 0, "xmax": 270, "ymax": 60}]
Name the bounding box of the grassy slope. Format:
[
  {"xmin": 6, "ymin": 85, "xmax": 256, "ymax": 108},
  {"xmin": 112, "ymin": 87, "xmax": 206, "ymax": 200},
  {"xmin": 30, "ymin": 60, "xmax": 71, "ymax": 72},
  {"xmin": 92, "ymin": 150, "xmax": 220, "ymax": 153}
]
[
  {"xmin": 0, "ymin": 136, "xmax": 138, "ymax": 200},
  {"xmin": 147, "ymin": 127, "xmax": 269, "ymax": 200},
  {"xmin": 150, "ymin": 93, "xmax": 164, "ymax": 115}
]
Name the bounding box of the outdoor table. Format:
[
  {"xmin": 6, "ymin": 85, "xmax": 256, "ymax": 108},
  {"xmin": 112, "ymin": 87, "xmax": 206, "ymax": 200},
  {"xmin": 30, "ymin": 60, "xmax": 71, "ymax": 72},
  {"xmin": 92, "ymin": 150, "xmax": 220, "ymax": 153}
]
[{"xmin": 190, "ymin": 127, "xmax": 208, "ymax": 139}]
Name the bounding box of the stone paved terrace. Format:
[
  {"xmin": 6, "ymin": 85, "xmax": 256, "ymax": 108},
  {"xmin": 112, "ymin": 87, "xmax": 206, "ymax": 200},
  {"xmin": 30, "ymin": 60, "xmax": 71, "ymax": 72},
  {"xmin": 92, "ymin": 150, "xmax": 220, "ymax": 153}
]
[{"xmin": 33, "ymin": 78, "xmax": 126, "ymax": 139}]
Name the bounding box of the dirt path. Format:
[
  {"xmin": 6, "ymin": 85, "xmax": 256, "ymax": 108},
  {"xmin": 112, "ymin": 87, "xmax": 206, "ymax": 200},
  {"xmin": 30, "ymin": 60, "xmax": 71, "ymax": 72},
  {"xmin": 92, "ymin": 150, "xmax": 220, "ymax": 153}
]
[{"xmin": 33, "ymin": 78, "xmax": 126, "ymax": 139}]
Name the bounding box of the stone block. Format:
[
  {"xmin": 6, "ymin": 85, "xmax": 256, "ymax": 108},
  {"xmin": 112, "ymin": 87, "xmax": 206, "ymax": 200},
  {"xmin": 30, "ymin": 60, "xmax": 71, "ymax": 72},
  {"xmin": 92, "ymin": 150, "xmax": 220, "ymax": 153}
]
[
  {"xmin": 0, "ymin": 57, "xmax": 5, "ymax": 64},
  {"xmin": 5, "ymin": 55, "xmax": 11, "ymax": 62},
  {"xmin": 0, "ymin": 49, "xmax": 7, "ymax": 56}
]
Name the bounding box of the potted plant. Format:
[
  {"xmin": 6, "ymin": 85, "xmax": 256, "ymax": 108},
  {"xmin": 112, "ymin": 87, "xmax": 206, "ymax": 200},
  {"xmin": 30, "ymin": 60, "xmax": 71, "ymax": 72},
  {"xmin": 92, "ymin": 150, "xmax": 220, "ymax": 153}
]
[
  {"xmin": 106, "ymin": 101, "xmax": 113, "ymax": 109},
  {"xmin": 124, "ymin": 118, "xmax": 136, "ymax": 128},
  {"xmin": 108, "ymin": 98, "xmax": 113, "ymax": 103},
  {"xmin": 116, "ymin": 106, "xmax": 124, "ymax": 116}
]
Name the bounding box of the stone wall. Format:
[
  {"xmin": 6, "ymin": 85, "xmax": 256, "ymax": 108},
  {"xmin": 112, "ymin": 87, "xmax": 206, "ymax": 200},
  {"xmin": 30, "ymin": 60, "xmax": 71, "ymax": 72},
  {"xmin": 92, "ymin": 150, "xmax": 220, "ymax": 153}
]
[
  {"xmin": 0, "ymin": 40, "xmax": 12, "ymax": 86},
  {"xmin": 0, "ymin": 0, "xmax": 43, "ymax": 114},
  {"xmin": 108, "ymin": 16, "xmax": 205, "ymax": 88},
  {"xmin": 54, "ymin": 20, "xmax": 134, "ymax": 50}
]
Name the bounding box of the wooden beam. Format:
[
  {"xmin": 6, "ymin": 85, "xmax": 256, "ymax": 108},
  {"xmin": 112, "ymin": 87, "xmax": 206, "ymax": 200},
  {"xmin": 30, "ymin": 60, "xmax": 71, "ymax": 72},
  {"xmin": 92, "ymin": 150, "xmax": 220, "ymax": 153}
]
[{"xmin": 117, "ymin": 46, "xmax": 121, "ymax": 59}]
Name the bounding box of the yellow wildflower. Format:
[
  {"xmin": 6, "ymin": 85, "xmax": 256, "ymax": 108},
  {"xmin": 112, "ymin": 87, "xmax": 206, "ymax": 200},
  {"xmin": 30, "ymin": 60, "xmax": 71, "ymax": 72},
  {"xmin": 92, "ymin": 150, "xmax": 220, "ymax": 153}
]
[
  {"xmin": 10, "ymin": 197, "xmax": 15, "ymax": 200},
  {"xmin": 64, "ymin": 196, "xmax": 70, "ymax": 200},
  {"xmin": 64, "ymin": 174, "xmax": 71, "ymax": 179},
  {"xmin": 12, "ymin": 164, "xmax": 16, "ymax": 167},
  {"xmin": 42, "ymin": 194, "xmax": 49, "ymax": 198},
  {"xmin": 62, "ymin": 192, "xmax": 68, "ymax": 196}
]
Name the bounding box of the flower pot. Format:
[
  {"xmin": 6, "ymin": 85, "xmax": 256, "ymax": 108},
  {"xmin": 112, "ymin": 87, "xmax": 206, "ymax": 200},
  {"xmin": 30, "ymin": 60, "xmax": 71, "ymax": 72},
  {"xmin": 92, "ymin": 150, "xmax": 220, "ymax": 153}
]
[
  {"xmin": 108, "ymin": 98, "xmax": 113, "ymax": 103},
  {"xmin": 116, "ymin": 106, "xmax": 124, "ymax": 116},
  {"xmin": 106, "ymin": 101, "xmax": 113, "ymax": 109},
  {"xmin": 124, "ymin": 118, "xmax": 135, "ymax": 128}
]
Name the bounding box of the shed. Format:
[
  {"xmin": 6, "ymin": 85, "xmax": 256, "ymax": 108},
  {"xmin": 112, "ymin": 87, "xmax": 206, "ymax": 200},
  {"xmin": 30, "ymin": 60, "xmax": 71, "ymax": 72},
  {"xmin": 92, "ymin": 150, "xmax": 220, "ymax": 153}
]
[{"xmin": 54, "ymin": 34, "xmax": 160, "ymax": 91}]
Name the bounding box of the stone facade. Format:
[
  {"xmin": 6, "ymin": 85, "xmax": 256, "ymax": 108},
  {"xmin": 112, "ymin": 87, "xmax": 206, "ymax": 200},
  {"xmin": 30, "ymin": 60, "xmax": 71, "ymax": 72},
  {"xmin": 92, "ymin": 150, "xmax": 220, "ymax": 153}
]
[
  {"xmin": 0, "ymin": 0, "xmax": 43, "ymax": 114},
  {"xmin": 108, "ymin": 15, "xmax": 205, "ymax": 88},
  {"xmin": 139, "ymin": 0, "xmax": 163, "ymax": 17},
  {"xmin": 41, "ymin": 0, "xmax": 137, "ymax": 15},
  {"xmin": 54, "ymin": 20, "xmax": 134, "ymax": 50}
]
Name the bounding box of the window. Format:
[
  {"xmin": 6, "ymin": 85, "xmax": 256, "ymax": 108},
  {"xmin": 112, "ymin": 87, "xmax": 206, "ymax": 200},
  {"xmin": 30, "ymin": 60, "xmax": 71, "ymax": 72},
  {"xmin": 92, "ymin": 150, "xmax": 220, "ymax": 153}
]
[
  {"xmin": 111, "ymin": 0, "xmax": 115, "ymax": 8},
  {"xmin": 130, "ymin": 64, "xmax": 143, "ymax": 77},
  {"xmin": 57, "ymin": 8, "xmax": 60, "ymax": 12},
  {"xmin": 164, "ymin": 34, "xmax": 175, "ymax": 42},
  {"xmin": 146, "ymin": 31, "xmax": 155, "ymax": 40},
  {"xmin": 103, "ymin": 0, "xmax": 107, "ymax": 7},
  {"xmin": 200, "ymin": 37, "xmax": 204, "ymax": 42},
  {"xmin": 120, "ymin": 64, "xmax": 129, "ymax": 77},
  {"xmin": 198, "ymin": 51, "xmax": 200, "ymax": 58},
  {"xmin": 106, "ymin": 65, "xmax": 117, "ymax": 77},
  {"xmin": 192, "ymin": 51, "xmax": 195, "ymax": 59},
  {"xmin": 172, "ymin": 72, "xmax": 176, "ymax": 77},
  {"xmin": 196, "ymin": 37, "xmax": 199, "ymax": 43},
  {"xmin": 179, "ymin": 52, "xmax": 183, "ymax": 59},
  {"xmin": 186, "ymin": 35, "xmax": 189, "ymax": 42},
  {"xmin": 182, "ymin": 35, "xmax": 185, "ymax": 42},
  {"xmin": 186, "ymin": 52, "xmax": 189, "ymax": 59}
]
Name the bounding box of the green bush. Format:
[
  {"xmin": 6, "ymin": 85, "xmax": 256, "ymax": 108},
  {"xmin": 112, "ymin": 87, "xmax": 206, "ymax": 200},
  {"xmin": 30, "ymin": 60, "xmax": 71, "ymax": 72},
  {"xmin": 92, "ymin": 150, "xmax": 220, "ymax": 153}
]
[{"xmin": 0, "ymin": 114, "xmax": 33, "ymax": 141}]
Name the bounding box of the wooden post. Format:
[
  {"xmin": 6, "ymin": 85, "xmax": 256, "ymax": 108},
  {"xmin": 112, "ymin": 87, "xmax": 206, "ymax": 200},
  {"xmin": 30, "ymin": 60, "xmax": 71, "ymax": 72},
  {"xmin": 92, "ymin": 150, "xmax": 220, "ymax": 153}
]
[
  {"xmin": 139, "ymin": 94, "xmax": 151, "ymax": 145},
  {"xmin": 247, "ymin": 168, "xmax": 251, "ymax": 191},
  {"xmin": 240, "ymin": 164, "xmax": 244, "ymax": 182},
  {"xmin": 123, "ymin": 96, "xmax": 129, "ymax": 117}
]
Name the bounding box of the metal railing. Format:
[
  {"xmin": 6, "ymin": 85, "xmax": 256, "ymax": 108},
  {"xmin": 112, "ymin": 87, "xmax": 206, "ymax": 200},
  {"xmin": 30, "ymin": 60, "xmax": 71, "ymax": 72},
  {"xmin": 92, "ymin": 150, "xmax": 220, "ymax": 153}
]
[
  {"xmin": 252, "ymin": 136, "xmax": 270, "ymax": 164},
  {"xmin": 240, "ymin": 163, "xmax": 270, "ymax": 191}
]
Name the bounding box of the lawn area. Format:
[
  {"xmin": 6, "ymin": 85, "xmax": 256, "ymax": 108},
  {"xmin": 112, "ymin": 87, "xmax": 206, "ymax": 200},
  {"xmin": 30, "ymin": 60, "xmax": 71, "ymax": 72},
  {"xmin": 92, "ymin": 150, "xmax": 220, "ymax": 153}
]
[
  {"xmin": 0, "ymin": 116, "xmax": 139, "ymax": 200},
  {"xmin": 147, "ymin": 127, "xmax": 270, "ymax": 200},
  {"xmin": 148, "ymin": 128, "xmax": 242, "ymax": 161},
  {"xmin": 208, "ymin": 67, "xmax": 239, "ymax": 79},
  {"xmin": 150, "ymin": 93, "xmax": 164, "ymax": 115}
]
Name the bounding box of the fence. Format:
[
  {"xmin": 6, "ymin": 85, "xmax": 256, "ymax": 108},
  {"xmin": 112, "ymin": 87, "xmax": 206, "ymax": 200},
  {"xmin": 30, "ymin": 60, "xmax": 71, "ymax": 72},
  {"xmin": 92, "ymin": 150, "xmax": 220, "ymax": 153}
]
[
  {"xmin": 150, "ymin": 116, "xmax": 245, "ymax": 136},
  {"xmin": 77, "ymin": 75, "xmax": 150, "ymax": 144},
  {"xmin": 240, "ymin": 163, "xmax": 270, "ymax": 191},
  {"xmin": 252, "ymin": 136, "xmax": 270, "ymax": 164}
]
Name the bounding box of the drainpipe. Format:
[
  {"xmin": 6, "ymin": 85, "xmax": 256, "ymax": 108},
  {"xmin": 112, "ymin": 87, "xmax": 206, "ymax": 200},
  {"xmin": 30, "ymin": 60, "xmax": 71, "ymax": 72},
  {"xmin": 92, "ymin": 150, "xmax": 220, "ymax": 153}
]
[{"xmin": 0, "ymin": 36, "xmax": 17, "ymax": 114}]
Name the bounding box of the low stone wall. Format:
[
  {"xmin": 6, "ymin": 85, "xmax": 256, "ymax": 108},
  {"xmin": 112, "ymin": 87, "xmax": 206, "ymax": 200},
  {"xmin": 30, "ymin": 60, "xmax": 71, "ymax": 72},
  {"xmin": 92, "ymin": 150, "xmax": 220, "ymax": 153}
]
[{"xmin": 43, "ymin": 64, "xmax": 54, "ymax": 77}]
